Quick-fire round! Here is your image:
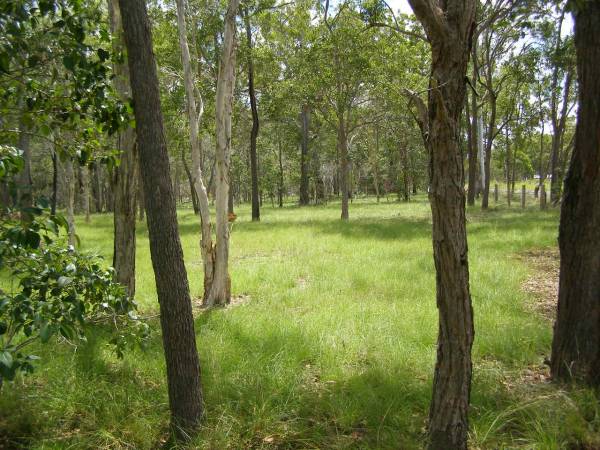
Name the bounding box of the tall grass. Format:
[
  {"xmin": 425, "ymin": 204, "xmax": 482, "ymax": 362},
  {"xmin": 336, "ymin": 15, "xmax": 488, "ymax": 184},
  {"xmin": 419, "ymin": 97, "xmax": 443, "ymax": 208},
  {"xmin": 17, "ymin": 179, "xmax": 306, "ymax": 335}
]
[{"xmin": 1, "ymin": 196, "xmax": 598, "ymax": 449}]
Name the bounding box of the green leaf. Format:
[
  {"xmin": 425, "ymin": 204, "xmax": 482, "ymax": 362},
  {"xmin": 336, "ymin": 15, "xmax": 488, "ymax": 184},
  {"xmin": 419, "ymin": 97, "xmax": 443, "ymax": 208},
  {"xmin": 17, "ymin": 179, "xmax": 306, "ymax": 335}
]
[
  {"xmin": 39, "ymin": 323, "xmax": 54, "ymax": 343},
  {"xmin": 0, "ymin": 351, "xmax": 13, "ymax": 369},
  {"xmin": 0, "ymin": 322, "xmax": 7, "ymax": 335},
  {"xmin": 0, "ymin": 52, "xmax": 9, "ymax": 74},
  {"xmin": 57, "ymin": 276, "xmax": 72, "ymax": 287},
  {"xmin": 63, "ymin": 54, "xmax": 77, "ymax": 71}
]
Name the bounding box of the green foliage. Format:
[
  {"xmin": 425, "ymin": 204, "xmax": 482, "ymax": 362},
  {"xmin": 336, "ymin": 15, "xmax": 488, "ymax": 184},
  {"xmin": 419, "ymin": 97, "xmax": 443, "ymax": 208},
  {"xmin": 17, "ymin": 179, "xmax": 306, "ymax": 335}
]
[{"xmin": 0, "ymin": 148, "xmax": 148, "ymax": 386}]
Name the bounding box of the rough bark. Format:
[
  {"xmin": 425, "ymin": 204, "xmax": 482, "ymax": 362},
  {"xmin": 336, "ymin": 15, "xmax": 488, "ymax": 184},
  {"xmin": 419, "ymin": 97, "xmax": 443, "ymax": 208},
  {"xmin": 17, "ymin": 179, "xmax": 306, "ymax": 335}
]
[
  {"xmin": 109, "ymin": 0, "xmax": 138, "ymax": 297},
  {"xmin": 118, "ymin": 0, "xmax": 203, "ymax": 434},
  {"xmin": 406, "ymin": 0, "xmax": 476, "ymax": 448},
  {"xmin": 299, "ymin": 104, "xmax": 310, "ymax": 205},
  {"xmin": 175, "ymin": 0, "xmax": 215, "ymax": 301},
  {"xmin": 206, "ymin": 0, "xmax": 240, "ymax": 307},
  {"xmin": 244, "ymin": 8, "xmax": 260, "ymax": 221},
  {"xmin": 550, "ymin": 2, "xmax": 600, "ymax": 386}
]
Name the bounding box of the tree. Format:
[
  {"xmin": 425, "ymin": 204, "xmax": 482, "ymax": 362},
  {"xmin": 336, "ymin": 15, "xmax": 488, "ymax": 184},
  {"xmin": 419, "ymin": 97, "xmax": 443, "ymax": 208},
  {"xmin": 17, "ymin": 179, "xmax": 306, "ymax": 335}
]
[
  {"xmin": 109, "ymin": 0, "xmax": 138, "ymax": 297},
  {"xmin": 206, "ymin": 0, "xmax": 241, "ymax": 306},
  {"xmin": 406, "ymin": 0, "xmax": 475, "ymax": 448},
  {"xmin": 550, "ymin": 0, "xmax": 600, "ymax": 387},
  {"xmin": 175, "ymin": 0, "xmax": 215, "ymax": 302},
  {"xmin": 118, "ymin": 0, "xmax": 203, "ymax": 435},
  {"xmin": 243, "ymin": 6, "xmax": 261, "ymax": 221}
]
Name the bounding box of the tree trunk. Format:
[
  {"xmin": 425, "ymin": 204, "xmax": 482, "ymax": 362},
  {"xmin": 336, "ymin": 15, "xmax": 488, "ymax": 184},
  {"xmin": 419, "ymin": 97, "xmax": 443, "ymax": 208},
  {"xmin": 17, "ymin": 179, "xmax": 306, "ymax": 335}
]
[
  {"xmin": 407, "ymin": 0, "xmax": 475, "ymax": 448},
  {"xmin": 506, "ymin": 128, "xmax": 511, "ymax": 207},
  {"xmin": 17, "ymin": 124, "xmax": 32, "ymax": 207},
  {"xmin": 278, "ymin": 128, "xmax": 284, "ymax": 208},
  {"xmin": 64, "ymin": 158, "xmax": 76, "ymax": 247},
  {"xmin": 91, "ymin": 162, "xmax": 104, "ymax": 213},
  {"xmin": 51, "ymin": 149, "xmax": 58, "ymax": 215},
  {"xmin": 550, "ymin": 71, "xmax": 573, "ymax": 204},
  {"xmin": 550, "ymin": 2, "xmax": 600, "ymax": 386},
  {"xmin": 467, "ymin": 40, "xmax": 479, "ymax": 206},
  {"xmin": 109, "ymin": 0, "xmax": 139, "ymax": 297},
  {"xmin": 206, "ymin": 0, "xmax": 240, "ymax": 307},
  {"xmin": 176, "ymin": 0, "xmax": 215, "ymax": 301},
  {"xmin": 118, "ymin": 0, "xmax": 203, "ymax": 435},
  {"xmin": 78, "ymin": 164, "xmax": 90, "ymax": 222},
  {"xmin": 481, "ymin": 92, "xmax": 496, "ymax": 210},
  {"xmin": 338, "ymin": 116, "xmax": 349, "ymax": 220},
  {"xmin": 244, "ymin": 8, "xmax": 260, "ymax": 221},
  {"xmin": 299, "ymin": 104, "xmax": 310, "ymax": 205}
]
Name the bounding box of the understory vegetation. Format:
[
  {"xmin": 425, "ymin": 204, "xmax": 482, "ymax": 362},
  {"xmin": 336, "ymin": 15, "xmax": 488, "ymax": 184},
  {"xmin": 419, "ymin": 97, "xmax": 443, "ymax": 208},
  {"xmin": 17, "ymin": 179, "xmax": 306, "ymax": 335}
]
[{"xmin": 1, "ymin": 198, "xmax": 598, "ymax": 449}]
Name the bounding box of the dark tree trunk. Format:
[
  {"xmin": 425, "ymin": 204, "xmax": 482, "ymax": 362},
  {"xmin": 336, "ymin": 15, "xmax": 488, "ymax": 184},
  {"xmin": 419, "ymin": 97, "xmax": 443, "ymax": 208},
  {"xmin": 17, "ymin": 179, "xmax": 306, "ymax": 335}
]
[
  {"xmin": 481, "ymin": 92, "xmax": 496, "ymax": 210},
  {"xmin": 110, "ymin": 0, "xmax": 139, "ymax": 297},
  {"xmin": 244, "ymin": 8, "xmax": 260, "ymax": 221},
  {"xmin": 182, "ymin": 148, "xmax": 199, "ymax": 213},
  {"xmin": 407, "ymin": 0, "xmax": 475, "ymax": 448},
  {"xmin": 51, "ymin": 150, "xmax": 58, "ymax": 215},
  {"xmin": 299, "ymin": 104, "xmax": 310, "ymax": 205},
  {"xmin": 550, "ymin": 3, "xmax": 600, "ymax": 386},
  {"xmin": 467, "ymin": 42, "xmax": 479, "ymax": 206},
  {"xmin": 118, "ymin": 0, "xmax": 203, "ymax": 435}
]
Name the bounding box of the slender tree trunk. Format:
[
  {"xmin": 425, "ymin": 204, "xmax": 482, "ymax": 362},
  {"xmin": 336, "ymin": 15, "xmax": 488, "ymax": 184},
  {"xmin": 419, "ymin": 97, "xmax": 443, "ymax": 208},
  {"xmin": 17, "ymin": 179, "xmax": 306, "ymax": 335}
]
[
  {"xmin": 407, "ymin": 0, "xmax": 475, "ymax": 448},
  {"xmin": 244, "ymin": 7, "xmax": 260, "ymax": 221},
  {"xmin": 109, "ymin": 0, "xmax": 138, "ymax": 297},
  {"xmin": 338, "ymin": 116, "xmax": 349, "ymax": 220},
  {"xmin": 278, "ymin": 128, "xmax": 284, "ymax": 208},
  {"xmin": 206, "ymin": 0, "xmax": 240, "ymax": 307},
  {"xmin": 481, "ymin": 92, "xmax": 496, "ymax": 209},
  {"xmin": 299, "ymin": 104, "xmax": 310, "ymax": 205},
  {"xmin": 17, "ymin": 124, "xmax": 32, "ymax": 207},
  {"xmin": 64, "ymin": 158, "xmax": 76, "ymax": 247},
  {"xmin": 550, "ymin": 2, "xmax": 600, "ymax": 386},
  {"xmin": 77, "ymin": 164, "xmax": 91, "ymax": 222},
  {"xmin": 176, "ymin": 0, "xmax": 215, "ymax": 300},
  {"xmin": 467, "ymin": 40, "xmax": 479, "ymax": 205},
  {"xmin": 118, "ymin": 0, "xmax": 203, "ymax": 434},
  {"xmin": 550, "ymin": 71, "xmax": 573, "ymax": 204},
  {"xmin": 51, "ymin": 149, "xmax": 58, "ymax": 215},
  {"xmin": 506, "ymin": 129, "xmax": 511, "ymax": 207}
]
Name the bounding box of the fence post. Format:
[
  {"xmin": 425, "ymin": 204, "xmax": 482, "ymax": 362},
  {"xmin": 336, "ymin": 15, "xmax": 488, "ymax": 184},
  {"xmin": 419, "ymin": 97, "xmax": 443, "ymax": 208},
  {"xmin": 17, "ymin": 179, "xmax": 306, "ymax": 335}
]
[
  {"xmin": 494, "ymin": 184, "xmax": 499, "ymax": 203},
  {"xmin": 521, "ymin": 185, "xmax": 526, "ymax": 209},
  {"xmin": 540, "ymin": 184, "xmax": 547, "ymax": 210}
]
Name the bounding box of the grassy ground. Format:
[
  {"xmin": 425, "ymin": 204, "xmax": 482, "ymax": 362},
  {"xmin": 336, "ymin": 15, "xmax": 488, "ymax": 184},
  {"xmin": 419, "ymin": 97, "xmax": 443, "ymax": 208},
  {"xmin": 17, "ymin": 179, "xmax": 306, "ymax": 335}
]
[{"xmin": 1, "ymin": 196, "xmax": 599, "ymax": 449}]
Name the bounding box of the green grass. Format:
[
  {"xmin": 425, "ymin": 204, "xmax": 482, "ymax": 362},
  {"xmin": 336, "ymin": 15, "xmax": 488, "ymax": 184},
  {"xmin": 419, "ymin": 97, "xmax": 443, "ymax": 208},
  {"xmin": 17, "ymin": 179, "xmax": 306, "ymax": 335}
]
[{"xmin": 1, "ymin": 196, "xmax": 599, "ymax": 449}]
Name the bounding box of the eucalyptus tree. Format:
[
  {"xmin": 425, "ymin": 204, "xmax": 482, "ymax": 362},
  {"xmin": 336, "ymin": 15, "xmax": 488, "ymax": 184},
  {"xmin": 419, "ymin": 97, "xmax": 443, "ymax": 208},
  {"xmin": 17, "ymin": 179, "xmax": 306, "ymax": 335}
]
[
  {"xmin": 476, "ymin": 8, "xmax": 529, "ymax": 209},
  {"xmin": 175, "ymin": 0, "xmax": 215, "ymax": 302},
  {"xmin": 542, "ymin": 4, "xmax": 575, "ymax": 203},
  {"xmin": 550, "ymin": 1, "xmax": 600, "ymax": 387},
  {"xmin": 206, "ymin": 0, "xmax": 241, "ymax": 306},
  {"xmin": 314, "ymin": 3, "xmax": 381, "ymax": 220}
]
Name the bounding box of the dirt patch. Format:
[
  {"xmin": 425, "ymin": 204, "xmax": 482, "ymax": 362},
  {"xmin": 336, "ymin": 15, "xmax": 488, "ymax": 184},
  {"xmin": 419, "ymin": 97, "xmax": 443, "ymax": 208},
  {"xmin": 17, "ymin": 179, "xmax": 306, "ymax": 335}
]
[
  {"xmin": 518, "ymin": 248, "xmax": 559, "ymax": 320},
  {"xmin": 192, "ymin": 293, "xmax": 251, "ymax": 314}
]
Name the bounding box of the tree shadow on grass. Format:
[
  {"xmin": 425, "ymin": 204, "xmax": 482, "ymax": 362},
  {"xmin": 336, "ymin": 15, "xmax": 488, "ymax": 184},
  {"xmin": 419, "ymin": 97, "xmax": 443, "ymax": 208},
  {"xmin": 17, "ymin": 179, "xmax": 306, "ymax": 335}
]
[{"xmin": 192, "ymin": 313, "xmax": 432, "ymax": 449}]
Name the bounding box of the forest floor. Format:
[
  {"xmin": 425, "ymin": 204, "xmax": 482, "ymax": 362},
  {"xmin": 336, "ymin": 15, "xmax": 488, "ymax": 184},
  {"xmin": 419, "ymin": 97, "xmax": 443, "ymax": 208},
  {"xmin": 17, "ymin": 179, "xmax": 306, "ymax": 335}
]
[{"xmin": 1, "ymin": 196, "xmax": 599, "ymax": 449}]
